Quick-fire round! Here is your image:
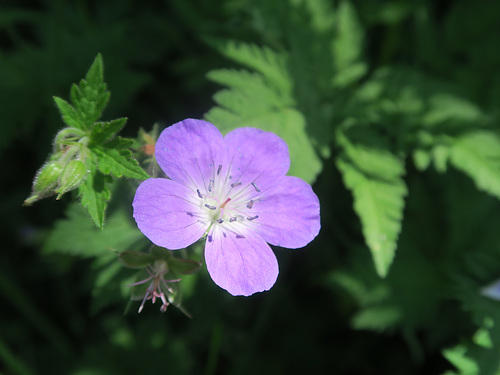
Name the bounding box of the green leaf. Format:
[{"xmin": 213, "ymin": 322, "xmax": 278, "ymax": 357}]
[
  {"xmin": 215, "ymin": 41, "xmax": 291, "ymax": 97},
  {"xmin": 90, "ymin": 118, "xmax": 128, "ymax": 145},
  {"xmin": 89, "ymin": 145, "xmax": 149, "ymax": 180},
  {"xmin": 70, "ymin": 54, "xmax": 110, "ymax": 129},
  {"xmin": 351, "ymin": 305, "xmax": 402, "ymax": 332},
  {"xmin": 336, "ymin": 131, "xmax": 407, "ymax": 277},
  {"xmin": 78, "ymin": 167, "xmax": 112, "ymax": 229},
  {"xmin": 43, "ymin": 203, "xmax": 143, "ymax": 257},
  {"xmin": 442, "ymin": 345, "xmax": 480, "ymax": 375},
  {"xmin": 53, "ymin": 96, "xmax": 84, "ymax": 129},
  {"xmin": 333, "ymin": 1, "xmax": 364, "ymax": 70},
  {"xmin": 119, "ymin": 250, "xmax": 155, "ymax": 269},
  {"xmin": 449, "ymin": 131, "xmax": 500, "ymax": 200}
]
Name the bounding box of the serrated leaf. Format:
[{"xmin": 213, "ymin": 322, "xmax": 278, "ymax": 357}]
[
  {"xmin": 449, "ymin": 131, "xmax": 500, "ymax": 200},
  {"xmin": 337, "ymin": 146, "xmax": 407, "ymax": 277},
  {"xmin": 207, "ymin": 69, "xmax": 291, "ymax": 108},
  {"xmin": 43, "ymin": 203, "xmax": 143, "ymax": 257},
  {"xmin": 70, "ymin": 54, "xmax": 110, "ymax": 129},
  {"xmin": 216, "ymin": 41, "xmax": 291, "ymax": 97},
  {"xmin": 78, "ymin": 167, "xmax": 111, "ymax": 229},
  {"xmin": 89, "ymin": 145, "xmax": 149, "ymax": 180},
  {"xmin": 90, "ymin": 118, "xmax": 128, "ymax": 145},
  {"xmin": 423, "ymin": 94, "xmax": 486, "ymax": 127},
  {"xmin": 53, "ymin": 96, "xmax": 84, "ymax": 129}
]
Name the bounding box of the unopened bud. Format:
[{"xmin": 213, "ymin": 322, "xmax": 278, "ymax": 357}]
[
  {"xmin": 56, "ymin": 160, "xmax": 88, "ymax": 199},
  {"xmin": 24, "ymin": 161, "xmax": 64, "ymax": 205}
]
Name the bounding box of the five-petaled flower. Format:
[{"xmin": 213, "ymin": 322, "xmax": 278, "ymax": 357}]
[{"xmin": 133, "ymin": 119, "xmax": 320, "ymax": 296}]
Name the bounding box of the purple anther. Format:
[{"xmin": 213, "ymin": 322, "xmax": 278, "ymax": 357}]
[
  {"xmin": 229, "ymin": 217, "xmax": 237, "ymax": 222},
  {"xmin": 197, "ymin": 189, "xmax": 203, "ymax": 199},
  {"xmin": 247, "ymin": 200, "xmax": 254, "ymax": 209},
  {"xmin": 208, "ymin": 179, "xmax": 214, "ymax": 192},
  {"xmin": 251, "ymin": 182, "xmax": 260, "ymax": 192},
  {"xmin": 247, "ymin": 215, "xmax": 259, "ymax": 221},
  {"xmin": 231, "ymin": 182, "xmax": 242, "ymax": 188},
  {"xmin": 216, "ymin": 219, "xmax": 224, "ymax": 224},
  {"xmin": 205, "ymin": 204, "xmax": 217, "ymax": 210},
  {"xmin": 217, "ymin": 165, "xmax": 222, "ymax": 175}
]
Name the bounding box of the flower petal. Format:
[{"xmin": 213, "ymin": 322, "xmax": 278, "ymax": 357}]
[
  {"xmin": 223, "ymin": 128, "xmax": 290, "ymax": 194},
  {"xmin": 155, "ymin": 119, "xmax": 225, "ymax": 191},
  {"xmin": 204, "ymin": 227, "xmax": 279, "ymax": 296},
  {"xmin": 253, "ymin": 176, "xmax": 320, "ymax": 248},
  {"xmin": 133, "ymin": 178, "xmax": 207, "ymax": 249}
]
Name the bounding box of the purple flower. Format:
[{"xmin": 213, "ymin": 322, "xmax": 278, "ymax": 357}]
[{"xmin": 133, "ymin": 119, "xmax": 320, "ymax": 296}]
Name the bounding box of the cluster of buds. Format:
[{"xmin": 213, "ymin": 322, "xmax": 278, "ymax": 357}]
[
  {"xmin": 24, "ymin": 128, "xmax": 89, "ymax": 205},
  {"xmin": 119, "ymin": 246, "xmax": 201, "ymax": 316}
]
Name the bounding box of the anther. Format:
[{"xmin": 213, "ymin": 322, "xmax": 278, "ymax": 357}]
[
  {"xmin": 229, "ymin": 217, "xmax": 237, "ymax": 222},
  {"xmin": 208, "ymin": 179, "xmax": 214, "ymax": 192},
  {"xmin": 247, "ymin": 215, "xmax": 259, "ymax": 221},
  {"xmin": 197, "ymin": 189, "xmax": 203, "ymax": 199},
  {"xmin": 205, "ymin": 204, "xmax": 217, "ymax": 210},
  {"xmin": 231, "ymin": 182, "xmax": 242, "ymax": 188},
  {"xmin": 216, "ymin": 219, "xmax": 224, "ymax": 224},
  {"xmin": 217, "ymin": 165, "xmax": 222, "ymax": 175},
  {"xmin": 251, "ymin": 182, "xmax": 261, "ymax": 192},
  {"xmin": 247, "ymin": 200, "xmax": 254, "ymax": 209}
]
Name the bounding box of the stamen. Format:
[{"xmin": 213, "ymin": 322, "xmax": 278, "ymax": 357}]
[
  {"xmin": 247, "ymin": 200, "xmax": 254, "ymax": 209},
  {"xmin": 216, "ymin": 219, "xmax": 224, "ymax": 224},
  {"xmin": 229, "ymin": 217, "xmax": 237, "ymax": 222},
  {"xmin": 251, "ymin": 182, "xmax": 261, "ymax": 192},
  {"xmin": 197, "ymin": 189, "xmax": 203, "ymax": 199},
  {"xmin": 208, "ymin": 179, "xmax": 214, "ymax": 192},
  {"xmin": 217, "ymin": 165, "xmax": 222, "ymax": 175},
  {"xmin": 205, "ymin": 204, "xmax": 217, "ymax": 210},
  {"xmin": 247, "ymin": 215, "xmax": 259, "ymax": 221},
  {"xmin": 220, "ymin": 198, "xmax": 231, "ymax": 209},
  {"xmin": 231, "ymin": 182, "xmax": 242, "ymax": 188}
]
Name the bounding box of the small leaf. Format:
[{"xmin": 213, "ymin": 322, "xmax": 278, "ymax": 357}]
[
  {"xmin": 336, "ymin": 132, "xmax": 407, "ymax": 277},
  {"xmin": 449, "ymin": 131, "xmax": 500, "ymax": 200},
  {"xmin": 53, "ymin": 96, "xmax": 84, "ymax": 130},
  {"xmin": 90, "ymin": 118, "xmax": 128, "ymax": 145},
  {"xmin": 78, "ymin": 167, "xmax": 111, "ymax": 229},
  {"xmin": 333, "ymin": 1, "xmax": 364, "ymax": 70},
  {"xmin": 169, "ymin": 257, "xmax": 202, "ymax": 275},
  {"xmin": 89, "ymin": 146, "xmax": 149, "ymax": 180},
  {"xmin": 119, "ymin": 250, "xmax": 155, "ymax": 269}
]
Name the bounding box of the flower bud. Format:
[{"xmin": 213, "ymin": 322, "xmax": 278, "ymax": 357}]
[
  {"xmin": 56, "ymin": 160, "xmax": 88, "ymax": 199},
  {"xmin": 24, "ymin": 161, "xmax": 64, "ymax": 205}
]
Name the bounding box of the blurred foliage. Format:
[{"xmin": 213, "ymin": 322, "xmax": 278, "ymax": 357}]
[{"xmin": 3, "ymin": 0, "xmax": 500, "ymax": 374}]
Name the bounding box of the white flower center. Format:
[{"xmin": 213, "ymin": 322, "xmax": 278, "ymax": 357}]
[{"xmin": 194, "ymin": 164, "xmax": 260, "ymax": 230}]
